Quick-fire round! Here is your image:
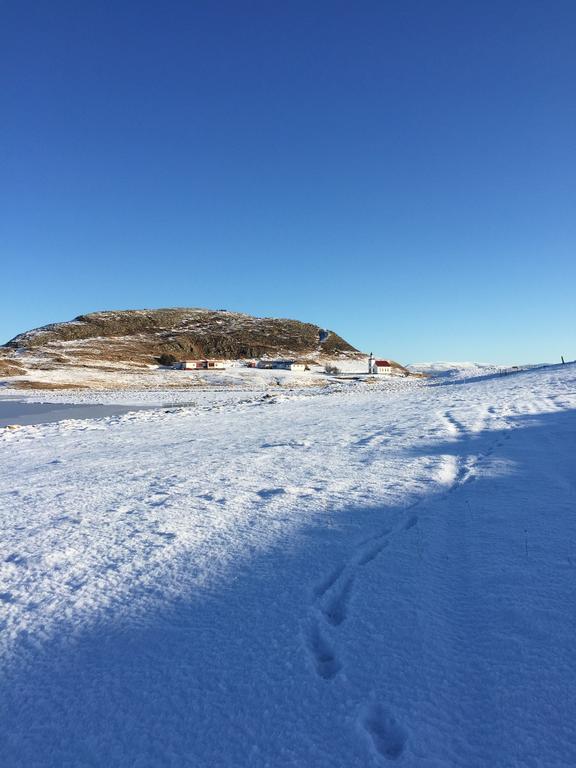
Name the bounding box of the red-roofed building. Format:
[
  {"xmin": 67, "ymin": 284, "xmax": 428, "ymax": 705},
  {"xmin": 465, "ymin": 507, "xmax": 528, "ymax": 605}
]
[{"xmin": 374, "ymin": 359, "xmax": 393, "ymax": 374}]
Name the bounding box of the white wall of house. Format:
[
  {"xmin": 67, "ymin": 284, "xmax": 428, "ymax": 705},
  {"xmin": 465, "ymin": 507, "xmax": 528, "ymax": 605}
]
[
  {"xmin": 256, "ymin": 360, "xmax": 306, "ymax": 370},
  {"xmin": 179, "ymin": 360, "xmax": 227, "ymax": 370}
]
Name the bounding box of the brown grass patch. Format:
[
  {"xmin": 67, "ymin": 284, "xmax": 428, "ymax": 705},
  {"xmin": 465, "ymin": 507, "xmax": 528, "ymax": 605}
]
[
  {"xmin": 11, "ymin": 381, "xmax": 88, "ymax": 390},
  {"xmin": 0, "ymin": 361, "xmax": 26, "ymax": 377}
]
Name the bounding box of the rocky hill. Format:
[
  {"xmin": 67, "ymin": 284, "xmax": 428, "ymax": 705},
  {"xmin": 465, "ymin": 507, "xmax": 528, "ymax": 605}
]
[{"xmin": 1, "ymin": 308, "xmax": 361, "ymax": 376}]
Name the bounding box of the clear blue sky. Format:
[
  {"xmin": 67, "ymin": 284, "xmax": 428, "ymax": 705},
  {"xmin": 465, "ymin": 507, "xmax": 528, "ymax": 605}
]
[{"xmin": 1, "ymin": 1, "xmax": 574, "ymax": 363}]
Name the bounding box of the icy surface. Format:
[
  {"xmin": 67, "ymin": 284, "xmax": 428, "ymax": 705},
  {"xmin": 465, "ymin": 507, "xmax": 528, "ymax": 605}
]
[
  {"xmin": 0, "ymin": 364, "xmax": 575, "ymax": 766},
  {"xmin": 0, "ymin": 400, "xmax": 153, "ymax": 427}
]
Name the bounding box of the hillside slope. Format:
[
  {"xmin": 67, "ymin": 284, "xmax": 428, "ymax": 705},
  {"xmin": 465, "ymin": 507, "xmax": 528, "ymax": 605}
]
[{"xmin": 2, "ymin": 308, "xmax": 360, "ymax": 371}]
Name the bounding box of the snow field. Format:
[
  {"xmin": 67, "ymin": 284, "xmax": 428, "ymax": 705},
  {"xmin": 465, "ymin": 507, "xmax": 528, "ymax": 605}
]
[{"xmin": 0, "ymin": 364, "xmax": 575, "ymax": 766}]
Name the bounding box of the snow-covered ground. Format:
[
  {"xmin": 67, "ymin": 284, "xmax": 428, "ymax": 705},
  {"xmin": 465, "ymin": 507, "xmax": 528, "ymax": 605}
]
[
  {"xmin": 407, "ymin": 361, "xmax": 551, "ymax": 382},
  {"xmin": 0, "ymin": 364, "xmax": 575, "ymax": 766},
  {"xmin": 0, "ymin": 364, "xmax": 417, "ymax": 408},
  {"xmin": 0, "ymin": 360, "xmax": 329, "ymax": 391},
  {"xmin": 0, "ymin": 355, "xmax": 373, "ymax": 392}
]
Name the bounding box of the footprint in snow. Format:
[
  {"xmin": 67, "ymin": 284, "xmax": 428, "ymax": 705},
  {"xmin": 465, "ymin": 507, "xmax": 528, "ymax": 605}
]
[
  {"xmin": 261, "ymin": 440, "xmax": 308, "ymax": 449},
  {"xmin": 357, "ymin": 541, "xmax": 388, "ymax": 566},
  {"xmin": 305, "ymin": 620, "xmax": 342, "ymax": 680},
  {"xmin": 321, "ymin": 575, "xmax": 355, "ymax": 627},
  {"xmin": 357, "ymin": 529, "xmax": 391, "ymax": 547},
  {"xmin": 5, "ymin": 553, "xmax": 27, "ymax": 566},
  {"xmin": 313, "ymin": 564, "xmax": 346, "ymax": 599},
  {"xmin": 67, "ymin": 579, "xmax": 85, "ymax": 592},
  {"xmin": 443, "ymin": 411, "xmax": 466, "ymax": 435},
  {"xmin": 154, "ymin": 531, "xmax": 177, "ymax": 541},
  {"xmin": 148, "ymin": 494, "xmax": 170, "ymax": 507},
  {"xmin": 360, "ymin": 703, "xmax": 407, "ymax": 762},
  {"xmin": 256, "ymin": 487, "xmax": 286, "ymax": 499}
]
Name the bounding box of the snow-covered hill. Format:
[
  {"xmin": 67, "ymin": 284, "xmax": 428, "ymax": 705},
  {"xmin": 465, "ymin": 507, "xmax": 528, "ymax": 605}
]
[
  {"xmin": 409, "ymin": 360, "xmax": 498, "ymax": 371},
  {"xmin": 407, "ymin": 360, "xmax": 553, "ymax": 383},
  {"xmin": 1, "ymin": 364, "xmax": 575, "ymax": 766},
  {"xmin": 0, "ymin": 308, "xmax": 362, "ymax": 387},
  {"xmin": 407, "ymin": 360, "xmax": 503, "ymax": 377}
]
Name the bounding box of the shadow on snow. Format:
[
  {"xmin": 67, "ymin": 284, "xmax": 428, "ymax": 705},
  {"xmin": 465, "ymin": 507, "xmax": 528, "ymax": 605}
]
[{"xmin": 0, "ymin": 407, "xmax": 575, "ymax": 767}]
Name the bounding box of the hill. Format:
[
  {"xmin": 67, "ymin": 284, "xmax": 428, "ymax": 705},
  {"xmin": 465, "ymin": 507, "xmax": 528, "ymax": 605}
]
[{"xmin": 0, "ymin": 308, "xmax": 362, "ymax": 384}]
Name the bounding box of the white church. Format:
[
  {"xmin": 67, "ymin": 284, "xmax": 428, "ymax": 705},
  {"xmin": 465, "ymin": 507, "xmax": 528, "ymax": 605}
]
[{"xmin": 368, "ymin": 353, "xmax": 394, "ymax": 375}]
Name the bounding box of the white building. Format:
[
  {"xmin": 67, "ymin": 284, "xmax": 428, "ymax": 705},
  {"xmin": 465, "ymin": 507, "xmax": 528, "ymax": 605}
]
[
  {"xmin": 178, "ymin": 360, "xmax": 227, "ymax": 370},
  {"xmin": 256, "ymin": 360, "xmax": 306, "ymax": 371},
  {"xmin": 372, "ymin": 359, "xmax": 394, "ymax": 374}
]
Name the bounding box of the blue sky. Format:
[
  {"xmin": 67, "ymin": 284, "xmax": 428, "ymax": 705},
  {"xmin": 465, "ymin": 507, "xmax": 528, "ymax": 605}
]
[{"xmin": 1, "ymin": 1, "xmax": 574, "ymax": 364}]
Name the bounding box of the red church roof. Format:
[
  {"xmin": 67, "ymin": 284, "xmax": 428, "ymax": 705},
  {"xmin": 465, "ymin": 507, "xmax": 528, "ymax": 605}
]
[{"xmin": 375, "ymin": 360, "xmax": 392, "ymax": 366}]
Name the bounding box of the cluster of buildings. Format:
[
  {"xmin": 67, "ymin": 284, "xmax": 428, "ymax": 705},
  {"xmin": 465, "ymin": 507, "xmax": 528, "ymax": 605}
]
[
  {"xmin": 176, "ymin": 360, "xmax": 227, "ymax": 370},
  {"xmin": 172, "ymin": 356, "xmax": 399, "ymax": 375},
  {"xmin": 174, "ymin": 359, "xmax": 306, "ymax": 371}
]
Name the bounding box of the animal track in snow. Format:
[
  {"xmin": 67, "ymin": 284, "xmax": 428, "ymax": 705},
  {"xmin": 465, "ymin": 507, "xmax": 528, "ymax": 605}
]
[
  {"xmin": 261, "ymin": 439, "xmax": 309, "ymax": 449},
  {"xmin": 145, "ymin": 492, "xmax": 170, "ymax": 507},
  {"xmin": 306, "ymin": 620, "xmax": 342, "ymax": 680},
  {"xmin": 354, "ymin": 430, "xmax": 389, "ymax": 448},
  {"xmin": 305, "ymin": 530, "xmax": 394, "ymax": 684},
  {"xmin": 442, "ymin": 410, "xmax": 467, "ymax": 436},
  {"xmin": 313, "ymin": 564, "xmax": 346, "ymax": 599},
  {"xmin": 321, "ymin": 575, "xmax": 355, "ymax": 627},
  {"xmin": 436, "ymin": 455, "xmax": 459, "ymax": 486},
  {"xmin": 453, "ymin": 457, "xmax": 476, "ymax": 487},
  {"xmin": 255, "ymin": 487, "xmax": 286, "ymax": 499},
  {"xmin": 360, "ymin": 703, "xmax": 407, "ymax": 761},
  {"xmin": 301, "ymin": 400, "xmax": 517, "ymax": 755},
  {"xmin": 5, "ymin": 553, "xmax": 26, "ymax": 566},
  {"xmin": 153, "ymin": 530, "xmax": 177, "ymax": 541},
  {"xmin": 357, "ymin": 528, "xmax": 391, "ymax": 547},
  {"xmin": 357, "ymin": 541, "xmax": 388, "ymax": 566}
]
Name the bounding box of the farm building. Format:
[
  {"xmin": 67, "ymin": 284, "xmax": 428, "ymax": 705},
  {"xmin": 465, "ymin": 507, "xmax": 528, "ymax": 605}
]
[
  {"xmin": 256, "ymin": 360, "xmax": 306, "ymax": 371},
  {"xmin": 177, "ymin": 360, "xmax": 227, "ymax": 370}
]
